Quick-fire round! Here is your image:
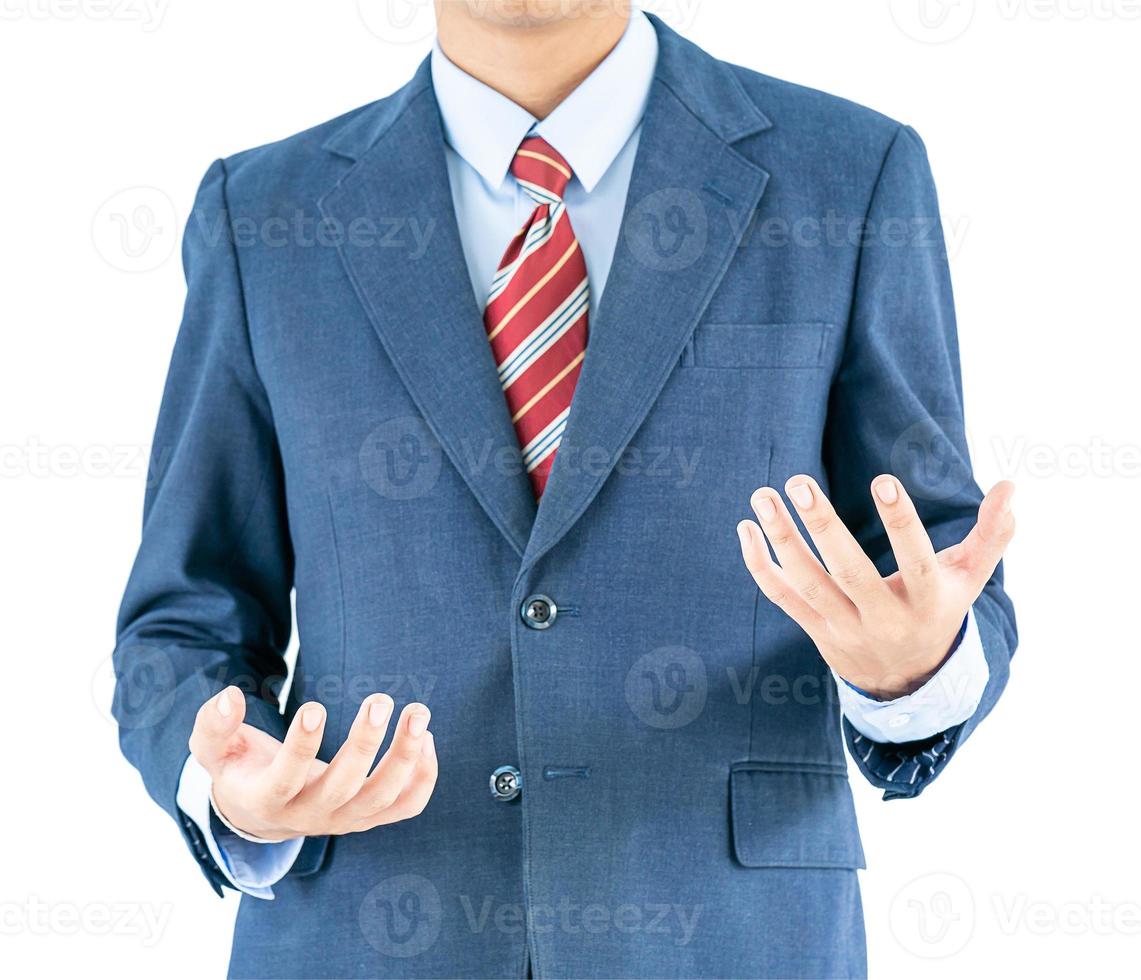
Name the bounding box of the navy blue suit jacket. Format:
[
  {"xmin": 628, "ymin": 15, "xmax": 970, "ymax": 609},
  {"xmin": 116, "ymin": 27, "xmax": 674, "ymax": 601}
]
[{"xmin": 114, "ymin": 16, "xmax": 1016, "ymax": 979}]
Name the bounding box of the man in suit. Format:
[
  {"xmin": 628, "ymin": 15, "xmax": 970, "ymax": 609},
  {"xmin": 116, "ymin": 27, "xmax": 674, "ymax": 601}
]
[{"xmin": 114, "ymin": 2, "xmax": 1017, "ymax": 976}]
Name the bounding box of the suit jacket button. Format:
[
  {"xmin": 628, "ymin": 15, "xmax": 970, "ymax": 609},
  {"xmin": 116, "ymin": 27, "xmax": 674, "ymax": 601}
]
[
  {"xmin": 490, "ymin": 765, "xmax": 521, "ymax": 801},
  {"xmin": 521, "ymin": 595, "xmax": 556, "ymax": 630}
]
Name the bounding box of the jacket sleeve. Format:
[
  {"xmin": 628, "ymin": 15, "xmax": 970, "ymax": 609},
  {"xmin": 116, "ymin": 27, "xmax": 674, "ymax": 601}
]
[
  {"xmin": 823, "ymin": 125, "xmax": 1018, "ymax": 800},
  {"xmin": 113, "ymin": 158, "xmax": 295, "ymax": 891}
]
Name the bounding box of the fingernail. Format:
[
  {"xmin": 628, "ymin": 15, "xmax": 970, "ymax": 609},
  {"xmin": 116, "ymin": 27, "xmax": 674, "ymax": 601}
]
[
  {"xmin": 368, "ymin": 699, "xmax": 390, "ymax": 727},
  {"xmin": 753, "ymin": 494, "xmax": 777, "ymax": 523},
  {"xmin": 216, "ymin": 688, "xmax": 233, "ymax": 718},
  {"xmin": 302, "ymin": 705, "xmax": 324, "ymax": 732},
  {"xmin": 736, "ymin": 521, "xmax": 753, "ymax": 546},
  {"xmin": 408, "ymin": 709, "xmax": 430, "ymax": 737},
  {"xmin": 788, "ymin": 483, "xmax": 813, "ymax": 510},
  {"xmin": 874, "ymin": 479, "xmax": 898, "ymax": 505}
]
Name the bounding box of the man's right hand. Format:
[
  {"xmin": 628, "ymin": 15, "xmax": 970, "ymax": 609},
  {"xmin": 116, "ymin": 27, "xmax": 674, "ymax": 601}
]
[{"xmin": 188, "ymin": 687, "xmax": 438, "ymax": 842}]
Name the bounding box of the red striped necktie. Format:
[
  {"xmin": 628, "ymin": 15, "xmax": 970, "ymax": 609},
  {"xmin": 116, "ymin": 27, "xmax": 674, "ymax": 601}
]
[{"xmin": 484, "ymin": 136, "xmax": 589, "ymax": 498}]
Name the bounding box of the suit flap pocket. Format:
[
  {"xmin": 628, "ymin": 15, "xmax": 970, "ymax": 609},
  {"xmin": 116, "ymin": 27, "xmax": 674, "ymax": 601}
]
[
  {"xmin": 730, "ymin": 762, "xmax": 865, "ymax": 869},
  {"xmin": 693, "ymin": 322, "xmax": 833, "ymax": 368}
]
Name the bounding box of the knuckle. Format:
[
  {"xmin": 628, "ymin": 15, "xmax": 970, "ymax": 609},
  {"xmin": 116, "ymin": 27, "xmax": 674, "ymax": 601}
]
[
  {"xmin": 367, "ymin": 789, "xmax": 400, "ymax": 813},
  {"xmin": 831, "ymin": 564, "xmax": 866, "ymax": 589},
  {"xmin": 797, "ymin": 579, "xmax": 824, "ymax": 603},
  {"xmin": 1001, "ymin": 515, "xmax": 1016, "ymax": 540},
  {"xmin": 885, "ymin": 513, "xmax": 914, "ymax": 532},
  {"xmin": 350, "ymin": 736, "xmax": 380, "ymax": 760},
  {"xmin": 393, "ymin": 741, "xmax": 421, "ymax": 764},
  {"xmin": 803, "ymin": 514, "xmax": 832, "ymax": 536},
  {"xmin": 283, "ymin": 741, "xmax": 314, "ymax": 765},
  {"xmin": 287, "ymin": 804, "xmax": 321, "ymax": 832},
  {"xmin": 319, "ymin": 784, "xmax": 355, "ymax": 811},
  {"xmin": 263, "ymin": 779, "xmax": 296, "ymax": 805},
  {"xmin": 761, "ymin": 586, "xmax": 789, "ymax": 607},
  {"xmin": 904, "ymin": 556, "xmax": 936, "ymax": 579},
  {"xmin": 769, "ymin": 529, "xmax": 795, "ymax": 549}
]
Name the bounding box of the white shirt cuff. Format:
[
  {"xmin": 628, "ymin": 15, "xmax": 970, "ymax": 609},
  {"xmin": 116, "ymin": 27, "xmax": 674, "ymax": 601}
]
[
  {"xmin": 835, "ymin": 609, "xmax": 989, "ymax": 744},
  {"xmin": 176, "ymin": 755, "xmax": 304, "ymax": 899}
]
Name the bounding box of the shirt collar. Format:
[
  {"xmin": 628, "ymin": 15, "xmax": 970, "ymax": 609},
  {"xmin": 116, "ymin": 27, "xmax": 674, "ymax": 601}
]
[{"xmin": 430, "ymin": 9, "xmax": 658, "ymax": 194}]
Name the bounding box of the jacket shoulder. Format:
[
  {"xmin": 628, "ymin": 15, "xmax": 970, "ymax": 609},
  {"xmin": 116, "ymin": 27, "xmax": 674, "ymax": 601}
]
[
  {"xmin": 209, "ymin": 80, "xmax": 420, "ymax": 206},
  {"xmin": 726, "ymin": 63, "xmax": 917, "ymax": 171}
]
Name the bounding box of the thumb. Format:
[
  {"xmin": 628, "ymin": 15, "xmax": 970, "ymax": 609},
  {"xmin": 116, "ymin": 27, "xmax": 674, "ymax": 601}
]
[
  {"xmin": 956, "ymin": 481, "xmax": 1016, "ymax": 592},
  {"xmin": 188, "ymin": 686, "xmax": 247, "ymax": 775}
]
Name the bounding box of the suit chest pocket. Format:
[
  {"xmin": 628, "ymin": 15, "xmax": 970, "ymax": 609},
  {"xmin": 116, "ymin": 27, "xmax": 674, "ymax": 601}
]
[{"xmin": 682, "ymin": 322, "xmax": 835, "ymax": 369}]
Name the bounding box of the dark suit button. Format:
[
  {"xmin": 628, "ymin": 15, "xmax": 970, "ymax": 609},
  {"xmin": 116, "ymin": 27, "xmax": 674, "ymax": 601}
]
[
  {"xmin": 521, "ymin": 595, "xmax": 556, "ymax": 630},
  {"xmin": 490, "ymin": 765, "xmax": 521, "ymax": 801}
]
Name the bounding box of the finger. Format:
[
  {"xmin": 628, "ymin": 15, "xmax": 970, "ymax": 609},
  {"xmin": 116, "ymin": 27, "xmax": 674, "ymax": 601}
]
[
  {"xmin": 258, "ymin": 702, "xmax": 326, "ymax": 805},
  {"xmin": 297, "ymin": 694, "xmax": 394, "ymax": 811},
  {"xmin": 351, "ymin": 703, "xmax": 431, "ymax": 814},
  {"xmin": 736, "ymin": 521, "xmax": 825, "ymax": 639},
  {"xmin": 751, "ymin": 488, "xmax": 858, "ymax": 625},
  {"xmin": 870, "ymin": 475, "xmax": 939, "ymax": 601},
  {"xmin": 946, "ymin": 481, "xmax": 1016, "ymax": 595},
  {"xmin": 783, "ymin": 475, "xmax": 889, "ymax": 609},
  {"xmin": 354, "ymin": 732, "xmax": 438, "ymax": 830},
  {"xmin": 188, "ymin": 686, "xmax": 246, "ymax": 774}
]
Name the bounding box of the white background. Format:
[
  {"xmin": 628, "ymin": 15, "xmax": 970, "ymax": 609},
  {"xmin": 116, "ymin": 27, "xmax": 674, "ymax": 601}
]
[{"xmin": 2, "ymin": 0, "xmax": 1139, "ymax": 976}]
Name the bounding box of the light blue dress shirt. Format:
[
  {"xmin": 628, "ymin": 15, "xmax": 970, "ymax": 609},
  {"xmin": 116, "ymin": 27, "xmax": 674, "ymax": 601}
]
[{"xmin": 178, "ymin": 8, "xmax": 989, "ymax": 898}]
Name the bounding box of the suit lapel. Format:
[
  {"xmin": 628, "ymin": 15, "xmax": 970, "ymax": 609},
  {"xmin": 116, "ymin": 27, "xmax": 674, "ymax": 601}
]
[
  {"xmin": 522, "ymin": 20, "xmax": 772, "ymax": 569},
  {"xmin": 319, "ymin": 65, "xmax": 537, "ymax": 556},
  {"xmin": 318, "ymin": 23, "xmax": 773, "ymax": 568}
]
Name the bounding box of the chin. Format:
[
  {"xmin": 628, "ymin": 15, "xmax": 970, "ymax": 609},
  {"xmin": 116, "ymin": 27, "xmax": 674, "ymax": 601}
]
[{"xmin": 454, "ymin": 0, "xmax": 623, "ymax": 28}]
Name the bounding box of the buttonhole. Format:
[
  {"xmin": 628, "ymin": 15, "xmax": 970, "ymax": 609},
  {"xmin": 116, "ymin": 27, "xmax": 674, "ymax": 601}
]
[{"xmin": 542, "ymin": 766, "xmax": 591, "ymax": 781}]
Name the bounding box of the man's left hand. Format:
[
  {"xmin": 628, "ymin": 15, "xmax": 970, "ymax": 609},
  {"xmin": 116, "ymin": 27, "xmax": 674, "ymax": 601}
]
[{"xmin": 736, "ymin": 475, "xmax": 1015, "ymax": 699}]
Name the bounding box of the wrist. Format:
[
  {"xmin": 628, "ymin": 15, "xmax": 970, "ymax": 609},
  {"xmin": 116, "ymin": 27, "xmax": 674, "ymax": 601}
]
[
  {"xmin": 852, "ymin": 619, "xmax": 967, "ymax": 700},
  {"xmin": 210, "ymin": 785, "xmax": 299, "ymax": 844}
]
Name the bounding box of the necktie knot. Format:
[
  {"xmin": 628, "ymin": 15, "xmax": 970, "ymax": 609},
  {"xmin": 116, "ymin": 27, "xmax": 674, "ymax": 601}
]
[{"xmin": 510, "ymin": 136, "xmax": 573, "ymax": 205}]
